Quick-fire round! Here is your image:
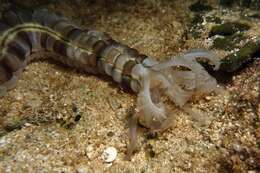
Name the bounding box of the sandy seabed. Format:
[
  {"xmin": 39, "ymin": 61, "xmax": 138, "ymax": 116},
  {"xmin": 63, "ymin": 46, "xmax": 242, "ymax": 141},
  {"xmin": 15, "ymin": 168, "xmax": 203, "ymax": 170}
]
[{"xmin": 0, "ymin": 1, "xmax": 259, "ymax": 172}]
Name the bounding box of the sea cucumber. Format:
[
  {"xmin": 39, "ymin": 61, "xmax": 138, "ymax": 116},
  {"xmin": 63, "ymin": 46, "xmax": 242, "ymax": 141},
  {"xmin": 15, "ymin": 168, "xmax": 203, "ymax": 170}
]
[{"xmin": 0, "ymin": 7, "xmax": 221, "ymax": 156}]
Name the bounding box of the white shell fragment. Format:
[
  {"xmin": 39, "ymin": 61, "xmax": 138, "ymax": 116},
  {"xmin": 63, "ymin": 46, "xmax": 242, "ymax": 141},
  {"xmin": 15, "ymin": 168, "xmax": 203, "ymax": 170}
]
[{"xmin": 102, "ymin": 147, "xmax": 117, "ymax": 163}]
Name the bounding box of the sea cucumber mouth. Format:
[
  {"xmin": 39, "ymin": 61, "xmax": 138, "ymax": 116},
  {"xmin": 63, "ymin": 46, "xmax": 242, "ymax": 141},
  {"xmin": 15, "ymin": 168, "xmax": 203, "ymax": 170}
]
[{"xmin": 136, "ymin": 49, "xmax": 221, "ymax": 130}]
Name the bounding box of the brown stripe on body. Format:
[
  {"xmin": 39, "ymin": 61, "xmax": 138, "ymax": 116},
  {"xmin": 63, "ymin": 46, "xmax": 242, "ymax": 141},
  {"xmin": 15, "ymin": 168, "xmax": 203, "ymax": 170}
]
[
  {"xmin": 5, "ymin": 36, "xmax": 31, "ymax": 61},
  {"xmin": 45, "ymin": 34, "xmax": 57, "ymax": 52},
  {"xmin": 120, "ymin": 60, "xmax": 137, "ymax": 90},
  {"xmin": 121, "ymin": 75, "xmax": 132, "ymax": 91},
  {"xmin": 67, "ymin": 28, "xmax": 84, "ymax": 40},
  {"xmin": 122, "ymin": 60, "xmax": 136, "ymax": 76},
  {"xmin": 26, "ymin": 31, "xmax": 42, "ymax": 53},
  {"xmin": 51, "ymin": 37, "xmax": 72, "ymax": 66},
  {"xmin": 135, "ymin": 54, "xmax": 148, "ymax": 64},
  {"xmin": 53, "ymin": 39, "xmax": 67, "ymax": 56},
  {"xmin": 40, "ymin": 32, "xmax": 49, "ymax": 50},
  {"xmin": 0, "ymin": 63, "xmax": 13, "ymax": 84},
  {"xmin": 93, "ymin": 40, "xmax": 108, "ymax": 54},
  {"xmin": 17, "ymin": 31, "xmax": 33, "ymax": 50},
  {"xmin": 1, "ymin": 53, "xmax": 24, "ymax": 72}
]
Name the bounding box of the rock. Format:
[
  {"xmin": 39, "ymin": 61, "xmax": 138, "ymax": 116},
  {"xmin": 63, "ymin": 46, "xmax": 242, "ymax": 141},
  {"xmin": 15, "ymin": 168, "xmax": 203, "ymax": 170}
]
[{"xmin": 189, "ymin": 0, "xmax": 213, "ymax": 12}]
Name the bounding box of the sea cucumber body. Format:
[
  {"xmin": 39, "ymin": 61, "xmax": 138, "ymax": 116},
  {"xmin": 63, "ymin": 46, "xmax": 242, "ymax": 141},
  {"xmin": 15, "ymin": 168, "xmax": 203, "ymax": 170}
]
[{"xmin": 0, "ymin": 9, "xmax": 151, "ymax": 93}]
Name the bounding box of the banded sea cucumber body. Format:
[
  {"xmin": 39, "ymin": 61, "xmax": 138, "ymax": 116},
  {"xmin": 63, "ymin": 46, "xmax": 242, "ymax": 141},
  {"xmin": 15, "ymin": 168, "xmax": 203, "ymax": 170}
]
[
  {"xmin": 0, "ymin": 8, "xmax": 154, "ymax": 95},
  {"xmin": 0, "ymin": 7, "xmax": 221, "ymax": 142}
]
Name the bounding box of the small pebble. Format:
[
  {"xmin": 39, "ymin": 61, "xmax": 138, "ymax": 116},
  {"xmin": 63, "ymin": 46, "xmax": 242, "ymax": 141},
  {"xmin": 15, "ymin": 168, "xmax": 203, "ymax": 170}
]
[
  {"xmin": 108, "ymin": 97, "xmax": 121, "ymax": 111},
  {"xmin": 0, "ymin": 137, "xmax": 8, "ymax": 147},
  {"xmin": 102, "ymin": 147, "xmax": 117, "ymax": 163},
  {"xmin": 85, "ymin": 145, "xmax": 94, "ymax": 159},
  {"xmin": 76, "ymin": 167, "xmax": 88, "ymax": 173},
  {"xmin": 248, "ymin": 171, "xmax": 256, "ymax": 173},
  {"xmin": 24, "ymin": 123, "xmax": 32, "ymax": 127},
  {"xmin": 205, "ymin": 96, "xmax": 211, "ymax": 100},
  {"xmin": 232, "ymin": 143, "xmax": 242, "ymax": 152}
]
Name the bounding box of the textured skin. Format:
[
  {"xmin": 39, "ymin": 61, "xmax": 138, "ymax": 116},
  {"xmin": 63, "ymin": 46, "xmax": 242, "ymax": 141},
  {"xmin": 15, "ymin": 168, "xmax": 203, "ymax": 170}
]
[{"xmin": 0, "ymin": 8, "xmax": 152, "ymax": 94}]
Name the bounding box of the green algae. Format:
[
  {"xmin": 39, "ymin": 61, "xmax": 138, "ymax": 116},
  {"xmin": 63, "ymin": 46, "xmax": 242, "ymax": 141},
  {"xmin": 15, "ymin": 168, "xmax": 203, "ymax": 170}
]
[
  {"xmin": 212, "ymin": 33, "xmax": 246, "ymax": 51},
  {"xmin": 208, "ymin": 21, "xmax": 259, "ymax": 72},
  {"xmin": 209, "ymin": 22, "xmax": 250, "ymax": 37},
  {"xmin": 220, "ymin": 37, "xmax": 260, "ymax": 72},
  {"xmin": 191, "ymin": 14, "xmax": 204, "ymax": 25}
]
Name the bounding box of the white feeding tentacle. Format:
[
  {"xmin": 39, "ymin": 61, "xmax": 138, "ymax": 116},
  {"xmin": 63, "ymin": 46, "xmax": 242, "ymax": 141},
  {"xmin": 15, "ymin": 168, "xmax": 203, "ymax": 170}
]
[
  {"xmin": 151, "ymin": 50, "xmax": 220, "ymax": 106},
  {"xmin": 132, "ymin": 63, "xmax": 172, "ymax": 129},
  {"xmin": 134, "ymin": 50, "xmax": 220, "ymax": 129}
]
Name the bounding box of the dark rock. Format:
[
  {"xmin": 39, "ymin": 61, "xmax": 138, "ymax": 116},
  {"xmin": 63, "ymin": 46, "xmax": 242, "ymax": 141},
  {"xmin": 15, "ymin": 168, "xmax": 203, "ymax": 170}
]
[{"xmin": 189, "ymin": 0, "xmax": 213, "ymax": 12}]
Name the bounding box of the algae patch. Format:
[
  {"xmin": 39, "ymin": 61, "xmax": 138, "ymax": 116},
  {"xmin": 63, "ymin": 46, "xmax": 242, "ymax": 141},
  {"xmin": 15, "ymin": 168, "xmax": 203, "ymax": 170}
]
[
  {"xmin": 220, "ymin": 37, "xmax": 260, "ymax": 72},
  {"xmin": 212, "ymin": 33, "xmax": 246, "ymax": 51},
  {"xmin": 209, "ymin": 22, "xmax": 250, "ymax": 37}
]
